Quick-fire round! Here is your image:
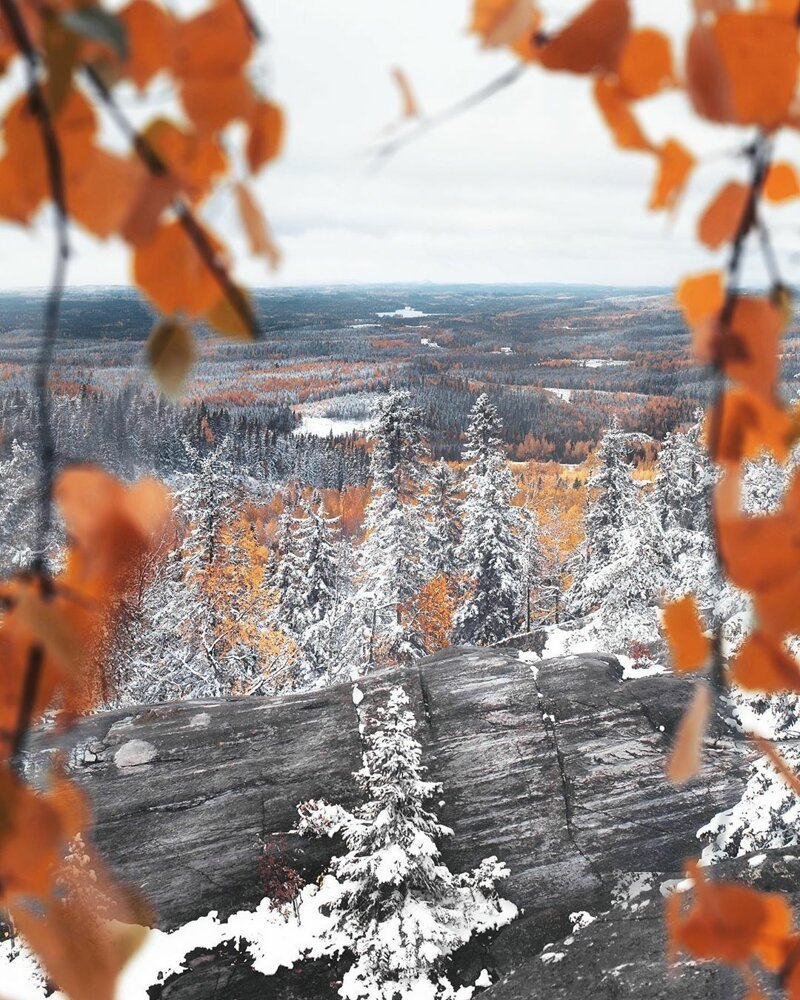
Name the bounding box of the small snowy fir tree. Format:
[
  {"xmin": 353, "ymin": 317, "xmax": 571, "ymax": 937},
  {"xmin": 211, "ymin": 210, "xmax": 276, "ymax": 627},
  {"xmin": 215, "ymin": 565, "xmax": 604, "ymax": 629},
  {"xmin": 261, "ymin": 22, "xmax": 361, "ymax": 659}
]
[
  {"xmin": 296, "ymin": 687, "xmax": 516, "ymax": 1000},
  {"xmin": 354, "ymin": 389, "xmax": 428, "ymax": 666},
  {"xmin": 566, "ymin": 417, "xmax": 637, "ymax": 616},
  {"xmin": 454, "ymin": 394, "xmax": 523, "ymax": 645}
]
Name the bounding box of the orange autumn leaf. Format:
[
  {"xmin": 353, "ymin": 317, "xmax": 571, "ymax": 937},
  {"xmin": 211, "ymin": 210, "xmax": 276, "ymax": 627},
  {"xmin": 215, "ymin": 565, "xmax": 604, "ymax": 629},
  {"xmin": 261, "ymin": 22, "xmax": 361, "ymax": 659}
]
[
  {"xmin": 695, "ymin": 296, "xmax": 784, "ymax": 400},
  {"xmin": 539, "ymin": 0, "xmax": 630, "ymax": 76},
  {"xmin": 668, "ymin": 862, "xmax": 794, "ymax": 969},
  {"xmin": 686, "ymin": 23, "xmax": 734, "ymax": 124},
  {"xmin": 120, "ymin": 173, "xmax": 180, "ymax": 247},
  {"xmin": 119, "ymin": 0, "xmax": 174, "ymax": 91},
  {"xmin": 663, "ymin": 595, "xmax": 710, "ymax": 673},
  {"xmin": 765, "ymin": 161, "xmax": 800, "ymax": 203},
  {"xmin": 666, "ymin": 683, "xmax": 711, "ymax": 785},
  {"xmin": 235, "ymin": 181, "xmax": 281, "ymax": 269},
  {"xmin": 753, "ymin": 564, "xmax": 800, "ymax": 642},
  {"xmin": 143, "ymin": 118, "xmax": 228, "ymax": 202},
  {"xmin": 715, "ymin": 473, "xmax": 800, "ymax": 594},
  {"xmin": 179, "ymin": 72, "xmax": 254, "ymax": 135},
  {"xmin": 67, "ymin": 147, "xmax": 144, "ymax": 240},
  {"xmin": 649, "ymin": 139, "xmax": 695, "ymax": 212},
  {"xmin": 246, "ymin": 100, "xmax": 285, "ymax": 174},
  {"xmin": 2, "ymin": 88, "xmax": 97, "ymax": 220},
  {"xmin": 676, "ymin": 271, "xmax": 724, "ymax": 328},
  {"xmin": 710, "ymin": 387, "xmax": 796, "ymax": 463},
  {"xmin": 617, "ymin": 28, "xmax": 674, "ymax": 100},
  {"xmin": 687, "ymin": 12, "xmax": 799, "ymax": 128},
  {"xmin": 0, "ymin": 773, "xmax": 85, "ymax": 900},
  {"xmin": 697, "ymin": 181, "xmax": 750, "ymax": 251},
  {"xmin": 133, "ymin": 220, "xmax": 226, "ymax": 316},
  {"xmin": 593, "ymin": 76, "xmax": 652, "ymax": 152},
  {"xmin": 731, "ymin": 631, "xmax": 800, "ymax": 693},
  {"xmin": 172, "ymin": 0, "xmax": 252, "ymax": 80},
  {"xmin": 715, "ymin": 11, "xmax": 799, "ymax": 128}
]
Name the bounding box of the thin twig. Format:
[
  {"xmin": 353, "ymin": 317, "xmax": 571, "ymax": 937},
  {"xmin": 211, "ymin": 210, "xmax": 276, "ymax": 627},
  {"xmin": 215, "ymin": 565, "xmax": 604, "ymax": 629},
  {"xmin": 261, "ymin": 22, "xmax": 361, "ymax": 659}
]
[
  {"xmin": 371, "ymin": 63, "xmax": 526, "ymax": 166},
  {"xmin": 0, "ymin": 0, "xmax": 70, "ymax": 769},
  {"xmin": 82, "ymin": 65, "xmax": 261, "ymax": 340},
  {"xmin": 0, "ymin": 0, "xmax": 69, "ymax": 568},
  {"xmin": 706, "ymin": 135, "xmax": 772, "ymax": 699}
]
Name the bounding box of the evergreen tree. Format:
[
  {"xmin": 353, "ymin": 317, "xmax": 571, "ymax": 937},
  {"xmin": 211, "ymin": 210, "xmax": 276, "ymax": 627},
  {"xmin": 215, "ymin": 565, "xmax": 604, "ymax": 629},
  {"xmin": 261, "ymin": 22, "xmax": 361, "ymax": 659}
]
[
  {"xmin": 297, "ymin": 687, "xmax": 515, "ymax": 1000},
  {"xmin": 454, "ymin": 394, "xmax": 523, "ymax": 645},
  {"xmin": 566, "ymin": 417, "xmax": 637, "ymax": 616},
  {"xmin": 518, "ymin": 489, "xmax": 545, "ymax": 633},
  {"xmin": 652, "ymin": 418, "xmax": 724, "ymax": 629},
  {"xmin": 422, "ymin": 459, "xmax": 460, "ymax": 578},
  {"xmin": 355, "ymin": 389, "xmax": 428, "ymax": 666},
  {"xmin": 277, "ymin": 491, "xmax": 343, "ymax": 682}
]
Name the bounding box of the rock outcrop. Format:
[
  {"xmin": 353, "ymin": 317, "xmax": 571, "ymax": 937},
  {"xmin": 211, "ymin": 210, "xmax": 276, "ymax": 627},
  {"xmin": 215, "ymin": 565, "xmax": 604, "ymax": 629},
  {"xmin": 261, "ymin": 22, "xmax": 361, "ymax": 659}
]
[{"xmin": 27, "ymin": 647, "xmax": 753, "ymax": 998}]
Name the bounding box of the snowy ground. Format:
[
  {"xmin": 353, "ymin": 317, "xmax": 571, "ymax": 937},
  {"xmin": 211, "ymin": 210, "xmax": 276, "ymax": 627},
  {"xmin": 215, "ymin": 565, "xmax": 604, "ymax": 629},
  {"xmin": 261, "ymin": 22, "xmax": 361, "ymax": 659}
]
[
  {"xmin": 517, "ymin": 617, "xmax": 667, "ymax": 680},
  {"xmin": 293, "ymin": 414, "xmax": 374, "ymax": 437},
  {"xmin": 376, "ymin": 307, "xmax": 431, "ymax": 319},
  {"xmin": 0, "ymin": 873, "xmax": 512, "ymax": 1000},
  {"xmin": 542, "ymin": 387, "xmax": 573, "ymax": 403}
]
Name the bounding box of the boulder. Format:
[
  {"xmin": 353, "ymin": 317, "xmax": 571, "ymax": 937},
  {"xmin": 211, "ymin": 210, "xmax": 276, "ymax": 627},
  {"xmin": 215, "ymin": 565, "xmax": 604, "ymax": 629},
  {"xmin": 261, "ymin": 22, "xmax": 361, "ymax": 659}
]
[{"xmin": 26, "ymin": 647, "xmax": 752, "ymax": 997}]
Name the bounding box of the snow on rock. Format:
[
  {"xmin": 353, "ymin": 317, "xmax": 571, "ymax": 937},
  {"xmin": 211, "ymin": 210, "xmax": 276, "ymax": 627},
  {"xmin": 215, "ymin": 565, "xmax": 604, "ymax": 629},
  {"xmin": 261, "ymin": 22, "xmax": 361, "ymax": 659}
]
[
  {"xmin": 352, "ymin": 684, "xmax": 364, "ymax": 707},
  {"xmin": 474, "ymin": 969, "xmax": 492, "ymax": 988},
  {"xmin": 114, "ymin": 740, "xmax": 158, "ymax": 769},
  {"xmin": 188, "ymin": 712, "xmax": 211, "ymax": 728},
  {"xmin": 569, "ymin": 911, "xmax": 596, "ymax": 932},
  {"xmin": 0, "ymin": 881, "xmax": 345, "ymax": 1000}
]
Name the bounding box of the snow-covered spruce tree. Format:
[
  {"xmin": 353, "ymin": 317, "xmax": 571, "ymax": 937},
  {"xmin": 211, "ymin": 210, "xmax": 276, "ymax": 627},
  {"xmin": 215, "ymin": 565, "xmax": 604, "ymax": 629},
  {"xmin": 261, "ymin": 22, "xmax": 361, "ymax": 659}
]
[
  {"xmin": 296, "ymin": 687, "xmax": 516, "ymax": 1000},
  {"xmin": 566, "ymin": 417, "xmax": 637, "ymax": 617},
  {"xmin": 699, "ymin": 744, "xmax": 800, "ymax": 864},
  {"xmin": 652, "ymin": 418, "xmax": 720, "ymax": 614},
  {"xmin": 422, "ymin": 459, "xmax": 461, "ymax": 578},
  {"xmin": 354, "ymin": 389, "xmax": 429, "ymax": 667},
  {"xmin": 276, "ymin": 491, "xmax": 343, "ymax": 683},
  {"xmin": 454, "ymin": 394, "xmax": 523, "ymax": 645}
]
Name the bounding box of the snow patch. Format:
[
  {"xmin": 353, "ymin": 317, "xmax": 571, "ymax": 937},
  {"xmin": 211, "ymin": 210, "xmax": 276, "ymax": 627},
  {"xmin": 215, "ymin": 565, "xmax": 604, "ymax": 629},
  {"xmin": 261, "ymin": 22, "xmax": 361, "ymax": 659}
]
[
  {"xmin": 377, "ymin": 307, "xmax": 430, "ymax": 319},
  {"xmin": 352, "ymin": 684, "xmax": 364, "ymax": 707},
  {"xmin": 474, "ymin": 969, "xmax": 492, "ymax": 988}
]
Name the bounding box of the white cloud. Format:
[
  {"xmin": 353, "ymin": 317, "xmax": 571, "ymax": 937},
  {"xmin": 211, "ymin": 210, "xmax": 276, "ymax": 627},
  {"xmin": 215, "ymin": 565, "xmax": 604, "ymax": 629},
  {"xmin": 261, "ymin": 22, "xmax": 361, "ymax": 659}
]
[{"xmin": 2, "ymin": 0, "xmax": 800, "ymax": 289}]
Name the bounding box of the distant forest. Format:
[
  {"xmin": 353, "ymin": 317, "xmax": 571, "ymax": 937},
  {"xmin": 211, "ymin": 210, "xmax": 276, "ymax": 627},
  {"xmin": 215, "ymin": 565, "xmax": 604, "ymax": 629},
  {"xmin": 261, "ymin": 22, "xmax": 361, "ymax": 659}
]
[{"xmin": 0, "ymin": 285, "xmax": 798, "ymax": 471}]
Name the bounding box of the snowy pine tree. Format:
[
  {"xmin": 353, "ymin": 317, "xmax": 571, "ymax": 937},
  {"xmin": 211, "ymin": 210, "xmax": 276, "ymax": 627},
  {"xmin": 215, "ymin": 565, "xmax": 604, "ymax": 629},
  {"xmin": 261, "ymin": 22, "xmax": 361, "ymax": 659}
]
[
  {"xmin": 354, "ymin": 389, "xmax": 428, "ymax": 666},
  {"xmin": 296, "ymin": 687, "xmax": 516, "ymax": 1000},
  {"xmin": 277, "ymin": 491, "xmax": 343, "ymax": 682},
  {"xmin": 566, "ymin": 417, "xmax": 637, "ymax": 616},
  {"xmin": 454, "ymin": 394, "xmax": 523, "ymax": 645},
  {"xmin": 652, "ymin": 418, "xmax": 720, "ymax": 614},
  {"xmin": 422, "ymin": 459, "xmax": 460, "ymax": 578}
]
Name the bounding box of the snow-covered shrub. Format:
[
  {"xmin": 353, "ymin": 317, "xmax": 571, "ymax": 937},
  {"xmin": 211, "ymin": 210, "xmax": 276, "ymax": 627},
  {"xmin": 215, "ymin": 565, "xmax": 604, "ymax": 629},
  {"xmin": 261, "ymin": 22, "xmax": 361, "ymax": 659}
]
[
  {"xmin": 296, "ymin": 687, "xmax": 517, "ymax": 1000},
  {"xmin": 699, "ymin": 745, "xmax": 800, "ymax": 863}
]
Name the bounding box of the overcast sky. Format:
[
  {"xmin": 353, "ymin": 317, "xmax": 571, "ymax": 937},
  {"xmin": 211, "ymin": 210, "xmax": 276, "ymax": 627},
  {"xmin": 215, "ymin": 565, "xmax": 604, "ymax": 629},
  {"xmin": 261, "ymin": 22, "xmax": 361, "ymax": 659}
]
[{"xmin": 3, "ymin": 0, "xmax": 800, "ymax": 290}]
